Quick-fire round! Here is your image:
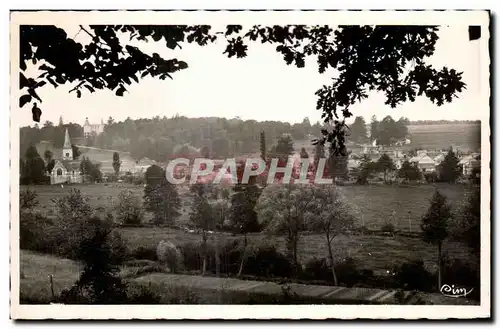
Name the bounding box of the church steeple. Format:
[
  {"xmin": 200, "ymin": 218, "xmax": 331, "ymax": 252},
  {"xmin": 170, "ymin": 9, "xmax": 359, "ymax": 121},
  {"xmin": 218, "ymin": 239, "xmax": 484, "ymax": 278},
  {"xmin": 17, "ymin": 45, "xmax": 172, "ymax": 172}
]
[
  {"xmin": 62, "ymin": 128, "xmax": 73, "ymax": 160},
  {"xmin": 84, "ymin": 117, "xmax": 90, "ymax": 126}
]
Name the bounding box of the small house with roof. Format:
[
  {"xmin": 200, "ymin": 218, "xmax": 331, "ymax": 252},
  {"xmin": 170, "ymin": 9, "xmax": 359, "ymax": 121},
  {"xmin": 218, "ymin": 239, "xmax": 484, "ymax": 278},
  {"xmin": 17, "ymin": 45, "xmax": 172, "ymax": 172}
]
[{"xmin": 409, "ymin": 151, "xmax": 437, "ymax": 173}]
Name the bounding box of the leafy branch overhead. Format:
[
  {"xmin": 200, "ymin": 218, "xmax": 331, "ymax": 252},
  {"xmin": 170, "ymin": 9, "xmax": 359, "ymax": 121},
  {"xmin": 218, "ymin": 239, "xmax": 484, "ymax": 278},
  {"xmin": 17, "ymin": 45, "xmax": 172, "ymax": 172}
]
[{"xmin": 19, "ymin": 24, "xmax": 466, "ymax": 153}]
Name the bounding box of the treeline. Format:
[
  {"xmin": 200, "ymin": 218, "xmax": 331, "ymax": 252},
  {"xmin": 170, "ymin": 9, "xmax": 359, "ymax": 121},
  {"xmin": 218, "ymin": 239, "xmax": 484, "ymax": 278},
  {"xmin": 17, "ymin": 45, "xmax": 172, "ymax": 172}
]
[
  {"xmin": 20, "ymin": 122, "xmax": 83, "ymax": 156},
  {"xmin": 20, "ymin": 116, "xmax": 322, "ymax": 162},
  {"xmin": 347, "ymin": 115, "xmax": 409, "ymax": 146}
]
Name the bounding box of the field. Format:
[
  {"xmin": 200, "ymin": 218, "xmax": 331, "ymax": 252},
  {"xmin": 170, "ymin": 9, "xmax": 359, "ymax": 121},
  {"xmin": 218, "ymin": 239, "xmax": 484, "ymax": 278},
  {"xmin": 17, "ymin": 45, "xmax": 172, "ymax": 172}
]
[
  {"xmin": 294, "ymin": 123, "xmax": 481, "ymax": 157},
  {"xmin": 20, "ymin": 250, "xmax": 82, "ymax": 303},
  {"xmin": 20, "ymin": 182, "xmax": 475, "ymax": 275},
  {"xmin": 407, "ymin": 123, "xmax": 481, "ymax": 152},
  {"xmin": 22, "ymin": 182, "xmax": 473, "ymax": 233}
]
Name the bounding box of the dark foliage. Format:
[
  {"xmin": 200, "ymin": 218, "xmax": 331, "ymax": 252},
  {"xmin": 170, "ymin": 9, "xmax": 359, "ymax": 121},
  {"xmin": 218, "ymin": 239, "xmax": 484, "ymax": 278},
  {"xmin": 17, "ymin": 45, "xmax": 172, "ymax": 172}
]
[
  {"xmin": 19, "ymin": 25, "xmax": 465, "ymax": 153},
  {"xmin": 58, "ymin": 216, "xmax": 129, "ymax": 304},
  {"xmin": 438, "ymin": 148, "xmax": 462, "ymax": 183},
  {"xmin": 143, "ymin": 165, "xmax": 181, "ymax": 225},
  {"xmin": 20, "ymin": 145, "xmax": 47, "ymax": 185},
  {"xmin": 393, "ymin": 260, "xmax": 435, "ymax": 292},
  {"xmin": 130, "ymin": 246, "xmax": 158, "ymax": 262},
  {"xmin": 80, "ymin": 156, "xmax": 103, "ymax": 183},
  {"xmin": 244, "ymin": 244, "xmax": 294, "ymax": 278},
  {"xmin": 397, "ymin": 160, "xmax": 422, "ymax": 182}
]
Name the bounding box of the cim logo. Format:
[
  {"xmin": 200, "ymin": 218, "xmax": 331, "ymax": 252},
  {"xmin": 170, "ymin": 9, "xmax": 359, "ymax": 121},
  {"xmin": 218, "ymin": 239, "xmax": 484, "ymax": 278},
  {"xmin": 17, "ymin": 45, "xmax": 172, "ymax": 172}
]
[{"xmin": 440, "ymin": 284, "xmax": 474, "ymax": 298}]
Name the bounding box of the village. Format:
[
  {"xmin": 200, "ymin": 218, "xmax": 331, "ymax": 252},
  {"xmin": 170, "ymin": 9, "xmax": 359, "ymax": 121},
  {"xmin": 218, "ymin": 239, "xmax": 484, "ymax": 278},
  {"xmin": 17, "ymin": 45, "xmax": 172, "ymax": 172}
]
[{"xmin": 34, "ymin": 117, "xmax": 481, "ymax": 186}]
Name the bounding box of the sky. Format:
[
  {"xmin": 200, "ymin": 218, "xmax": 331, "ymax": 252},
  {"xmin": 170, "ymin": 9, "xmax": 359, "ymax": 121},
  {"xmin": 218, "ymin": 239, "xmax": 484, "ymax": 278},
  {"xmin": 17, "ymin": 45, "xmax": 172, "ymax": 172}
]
[{"xmin": 18, "ymin": 24, "xmax": 485, "ymax": 127}]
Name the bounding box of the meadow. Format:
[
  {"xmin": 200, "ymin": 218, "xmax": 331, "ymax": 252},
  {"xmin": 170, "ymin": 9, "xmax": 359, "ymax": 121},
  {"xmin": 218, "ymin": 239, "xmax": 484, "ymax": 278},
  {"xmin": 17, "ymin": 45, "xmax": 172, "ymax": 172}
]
[
  {"xmin": 20, "ymin": 182, "xmax": 475, "ymax": 275},
  {"xmin": 22, "ymin": 182, "xmax": 473, "ymax": 233},
  {"xmin": 407, "ymin": 123, "xmax": 481, "ymax": 152}
]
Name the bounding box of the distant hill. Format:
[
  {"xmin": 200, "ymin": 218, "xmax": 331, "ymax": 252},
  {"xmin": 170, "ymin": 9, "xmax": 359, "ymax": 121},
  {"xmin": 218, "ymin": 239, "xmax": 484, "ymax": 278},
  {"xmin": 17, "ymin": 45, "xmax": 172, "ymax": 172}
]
[
  {"xmin": 407, "ymin": 123, "xmax": 481, "ymax": 152},
  {"xmin": 409, "ymin": 120, "xmax": 481, "ymax": 125}
]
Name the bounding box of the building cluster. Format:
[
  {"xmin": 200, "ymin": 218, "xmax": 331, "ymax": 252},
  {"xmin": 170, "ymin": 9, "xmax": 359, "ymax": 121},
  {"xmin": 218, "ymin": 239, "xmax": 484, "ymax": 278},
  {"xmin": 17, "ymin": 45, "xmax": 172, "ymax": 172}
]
[
  {"xmin": 347, "ymin": 143, "xmax": 481, "ymax": 178},
  {"xmin": 38, "ymin": 127, "xmax": 161, "ymax": 185}
]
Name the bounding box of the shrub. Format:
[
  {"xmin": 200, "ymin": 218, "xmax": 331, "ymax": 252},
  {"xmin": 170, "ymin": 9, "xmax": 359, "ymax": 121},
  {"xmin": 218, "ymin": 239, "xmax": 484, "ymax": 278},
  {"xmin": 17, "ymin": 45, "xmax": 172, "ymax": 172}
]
[
  {"xmin": 58, "ymin": 217, "xmax": 129, "ymax": 304},
  {"xmin": 130, "ymin": 246, "xmax": 158, "ymax": 261},
  {"xmin": 335, "ymin": 257, "xmax": 361, "ymax": 287},
  {"xmin": 114, "ymin": 190, "xmax": 144, "ymax": 226},
  {"xmin": 393, "ymin": 260, "xmax": 435, "ymax": 292},
  {"xmin": 381, "ymin": 222, "xmax": 395, "ymax": 235},
  {"xmin": 424, "ymin": 171, "xmax": 437, "ymax": 183},
  {"xmin": 244, "ymin": 244, "xmax": 294, "ymax": 278},
  {"xmin": 20, "ymin": 212, "xmax": 58, "ymax": 253},
  {"xmin": 443, "ymin": 259, "xmax": 480, "ymax": 289},
  {"xmin": 218, "ymin": 239, "xmax": 245, "ymax": 275},
  {"xmin": 302, "ymin": 257, "xmax": 332, "ymax": 282},
  {"xmin": 179, "ymin": 242, "xmax": 207, "ymax": 272},
  {"xmin": 157, "ymin": 240, "xmax": 183, "ymax": 273}
]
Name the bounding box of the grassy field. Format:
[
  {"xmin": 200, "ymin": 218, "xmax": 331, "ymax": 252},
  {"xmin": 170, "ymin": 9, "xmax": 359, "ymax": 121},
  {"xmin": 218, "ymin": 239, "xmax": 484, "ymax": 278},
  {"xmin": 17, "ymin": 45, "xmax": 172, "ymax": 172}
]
[
  {"xmin": 20, "ymin": 182, "xmax": 475, "ymax": 275},
  {"xmin": 118, "ymin": 226, "xmax": 473, "ymax": 275},
  {"xmin": 19, "ymin": 250, "xmax": 82, "ymax": 303},
  {"xmin": 22, "ymin": 182, "xmax": 473, "ymax": 232},
  {"xmin": 407, "ymin": 123, "xmax": 481, "ymax": 152}
]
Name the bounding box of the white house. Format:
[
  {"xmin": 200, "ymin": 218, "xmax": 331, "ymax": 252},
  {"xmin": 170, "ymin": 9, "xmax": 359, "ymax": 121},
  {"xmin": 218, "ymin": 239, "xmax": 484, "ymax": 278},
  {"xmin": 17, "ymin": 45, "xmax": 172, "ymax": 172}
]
[
  {"xmin": 459, "ymin": 155, "xmax": 481, "ymax": 176},
  {"xmin": 409, "ymin": 153, "xmax": 437, "ymax": 173}
]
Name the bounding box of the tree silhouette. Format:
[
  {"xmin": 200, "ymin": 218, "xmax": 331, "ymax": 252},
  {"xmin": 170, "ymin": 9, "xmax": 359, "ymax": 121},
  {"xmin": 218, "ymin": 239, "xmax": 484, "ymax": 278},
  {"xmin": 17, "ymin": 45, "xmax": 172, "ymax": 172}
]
[
  {"xmin": 349, "ymin": 116, "xmax": 368, "ymax": 144},
  {"xmin": 259, "ymin": 131, "xmax": 267, "ymax": 161},
  {"xmin": 438, "ymin": 148, "xmax": 462, "ymax": 183},
  {"xmin": 112, "ymin": 152, "xmax": 121, "ymax": 178},
  {"xmin": 143, "ymin": 165, "xmax": 181, "ymax": 225},
  {"xmin": 19, "ymin": 25, "xmax": 466, "ymax": 153},
  {"xmin": 21, "ymin": 145, "xmax": 46, "ymax": 184},
  {"xmin": 421, "ymin": 190, "xmax": 452, "ymax": 289},
  {"xmin": 376, "ymin": 153, "xmax": 396, "ymax": 183}
]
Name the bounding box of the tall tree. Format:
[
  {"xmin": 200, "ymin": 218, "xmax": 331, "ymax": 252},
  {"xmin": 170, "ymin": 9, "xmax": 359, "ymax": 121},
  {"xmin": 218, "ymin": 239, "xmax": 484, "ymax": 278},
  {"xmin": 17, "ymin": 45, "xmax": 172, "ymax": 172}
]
[
  {"xmin": 376, "ymin": 153, "xmax": 396, "ymax": 183},
  {"xmin": 71, "ymin": 144, "xmax": 81, "ymax": 160},
  {"xmin": 256, "ymin": 184, "xmax": 315, "ymax": 273},
  {"xmin": 454, "ymin": 188, "xmax": 480, "ymax": 256},
  {"xmin": 112, "ymin": 152, "xmax": 121, "ymax": 178},
  {"xmin": 308, "ymin": 185, "xmax": 356, "ymax": 286},
  {"xmin": 352, "ymin": 154, "xmax": 376, "ymax": 185},
  {"xmin": 43, "ymin": 149, "xmax": 56, "ymax": 174},
  {"xmin": 143, "ymin": 165, "xmax": 181, "ymax": 226},
  {"xmin": 397, "ymin": 160, "xmax": 422, "ymax": 183},
  {"xmin": 438, "ymin": 148, "xmax": 462, "ymax": 183},
  {"xmin": 349, "ymin": 116, "xmax": 368, "ymax": 144},
  {"xmin": 421, "ymin": 190, "xmax": 452, "ymax": 289},
  {"xmin": 260, "ymin": 131, "xmax": 267, "ymax": 161},
  {"xmin": 21, "ymin": 145, "xmax": 46, "ymax": 185},
  {"xmin": 189, "ymin": 195, "xmax": 215, "ymax": 276},
  {"xmin": 80, "ymin": 157, "xmax": 102, "ymax": 183},
  {"xmin": 229, "ymin": 179, "xmax": 261, "ymax": 277}
]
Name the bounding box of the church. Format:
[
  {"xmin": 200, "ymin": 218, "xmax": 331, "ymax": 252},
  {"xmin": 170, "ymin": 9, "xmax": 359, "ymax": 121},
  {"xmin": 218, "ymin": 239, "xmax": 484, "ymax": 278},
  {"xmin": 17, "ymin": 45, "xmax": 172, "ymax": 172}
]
[{"xmin": 49, "ymin": 129, "xmax": 83, "ymax": 184}]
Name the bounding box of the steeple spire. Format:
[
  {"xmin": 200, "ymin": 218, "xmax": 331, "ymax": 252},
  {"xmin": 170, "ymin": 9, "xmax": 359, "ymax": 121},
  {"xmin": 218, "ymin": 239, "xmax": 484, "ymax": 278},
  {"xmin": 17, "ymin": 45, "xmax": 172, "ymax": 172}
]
[
  {"xmin": 63, "ymin": 128, "xmax": 72, "ymax": 149},
  {"xmin": 84, "ymin": 117, "xmax": 90, "ymax": 126}
]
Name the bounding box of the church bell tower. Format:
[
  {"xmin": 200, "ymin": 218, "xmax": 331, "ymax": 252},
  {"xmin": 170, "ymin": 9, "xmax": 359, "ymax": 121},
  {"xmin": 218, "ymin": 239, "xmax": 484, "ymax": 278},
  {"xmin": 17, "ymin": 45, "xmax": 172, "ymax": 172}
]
[{"xmin": 62, "ymin": 128, "xmax": 73, "ymax": 160}]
